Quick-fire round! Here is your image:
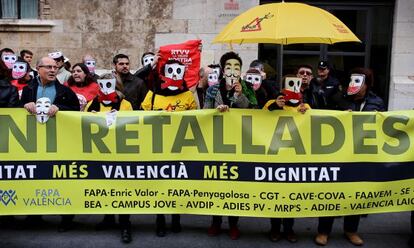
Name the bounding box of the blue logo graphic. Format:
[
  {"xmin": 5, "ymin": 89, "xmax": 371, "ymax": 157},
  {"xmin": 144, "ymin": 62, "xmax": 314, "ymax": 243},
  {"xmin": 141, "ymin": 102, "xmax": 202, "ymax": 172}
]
[{"xmin": 0, "ymin": 190, "xmax": 17, "ymax": 206}]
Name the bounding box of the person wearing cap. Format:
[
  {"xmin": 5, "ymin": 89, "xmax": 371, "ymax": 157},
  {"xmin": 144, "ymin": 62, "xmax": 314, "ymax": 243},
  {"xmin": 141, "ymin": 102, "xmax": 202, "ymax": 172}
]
[
  {"xmin": 48, "ymin": 51, "xmax": 71, "ymax": 84},
  {"xmin": 314, "ymin": 67, "xmax": 384, "ymax": 246},
  {"xmin": 306, "ymin": 60, "xmax": 340, "ymax": 109},
  {"xmin": 63, "ymin": 56, "xmax": 71, "ymax": 72}
]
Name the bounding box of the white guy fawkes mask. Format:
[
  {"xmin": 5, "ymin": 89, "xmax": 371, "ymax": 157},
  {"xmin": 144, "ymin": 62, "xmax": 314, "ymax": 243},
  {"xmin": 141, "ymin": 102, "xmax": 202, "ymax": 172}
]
[
  {"xmin": 347, "ymin": 74, "xmax": 365, "ymax": 95},
  {"xmin": 2, "ymin": 54, "xmax": 17, "ymax": 69},
  {"xmin": 85, "ymin": 60, "xmax": 96, "ymax": 74},
  {"xmin": 12, "ymin": 62, "xmax": 27, "ymax": 79},
  {"xmin": 208, "ymin": 73, "xmax": 219, "ymax": 87},
  {"xmin": 245, "ymin": 73, "xmax": 262, "ymax": 91},
  {"xmin": 224, "ymin": 59, "xmax": 241, "ymax": 87},
  {"xmin": 142, "ymin": 54, "xmax": 155, "ymax": 67},
  {"xmin": 48, "ymin": 51, "xmax": 63, "ymax": 59},
  {"xmin": 36, "ymin": 97, "xmax": 51, "ymax": 124},
  {"xmin": 97, "ymin": 78, "xmax": 116, "ymax": 95},
  {"xmin": 285, "ymin": 77, "xmax": 302, "ymax": 93}
]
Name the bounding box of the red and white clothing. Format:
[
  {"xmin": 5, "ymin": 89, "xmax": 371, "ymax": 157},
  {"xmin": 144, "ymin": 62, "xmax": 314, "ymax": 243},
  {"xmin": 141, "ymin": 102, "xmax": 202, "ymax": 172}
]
[{"xmin": 64, "ymin": 82, "xmax": 100, "ymax": 111}]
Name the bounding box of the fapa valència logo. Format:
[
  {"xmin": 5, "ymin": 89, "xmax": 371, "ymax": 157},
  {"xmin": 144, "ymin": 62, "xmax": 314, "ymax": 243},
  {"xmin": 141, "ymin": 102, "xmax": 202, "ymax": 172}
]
[{"xmin": 0, "ymin": 189, "xmax": 17, "ymax": 206}]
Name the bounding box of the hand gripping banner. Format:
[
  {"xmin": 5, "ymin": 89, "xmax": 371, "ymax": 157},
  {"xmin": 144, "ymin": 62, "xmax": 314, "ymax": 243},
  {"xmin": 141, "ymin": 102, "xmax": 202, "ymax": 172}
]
[{"xmin": 0, "ymin": 108, "xmax": 413, "ymax": 217}]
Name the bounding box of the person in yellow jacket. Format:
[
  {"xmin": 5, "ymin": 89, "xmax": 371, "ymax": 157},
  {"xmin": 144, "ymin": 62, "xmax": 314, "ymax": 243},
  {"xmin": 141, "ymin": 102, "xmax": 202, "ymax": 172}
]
[
  {"xmin": 141, "ymin": 59, "xmax": 196, "ymax": 111},
  {"xmin": 84, "ymin": 73, "xmax": 133, "ymax": 244},
  {"xmin": 262, "ymin": 75, "xmax": 309, "ymax": 244},
  {"xmin": 141, "ymin": 58, "xmax": 196, "ymax": 237},
  {"xmin": 263, "ymin": 75, "xmax": 310, "ymax": 113},
  {"xmin": 85, "ymin": 73, "xmax": 132, "ymax": 112}
]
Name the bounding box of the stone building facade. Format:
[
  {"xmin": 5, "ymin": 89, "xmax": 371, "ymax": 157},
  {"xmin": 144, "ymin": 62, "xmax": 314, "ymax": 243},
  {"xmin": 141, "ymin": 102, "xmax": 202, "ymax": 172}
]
[
  {"xmin": 0, "ymin": 0, "xmax": 258, "ymax": 71},
  {"xmin": 0, "ymin": 0, "xmax": 413, "ymax": 110}
]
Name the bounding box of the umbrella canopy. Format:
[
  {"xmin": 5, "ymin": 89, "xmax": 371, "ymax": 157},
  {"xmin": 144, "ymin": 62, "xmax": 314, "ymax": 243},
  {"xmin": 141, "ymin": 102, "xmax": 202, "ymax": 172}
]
[{"xmin": 213, "ymin": 2, "xmax": 361, "ymax": 45}]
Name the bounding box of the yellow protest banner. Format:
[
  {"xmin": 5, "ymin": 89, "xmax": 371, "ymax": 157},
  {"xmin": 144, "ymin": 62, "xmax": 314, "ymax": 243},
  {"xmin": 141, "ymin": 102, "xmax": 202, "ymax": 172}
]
[{"xmin": 0, "ymin": 108, "xmax": 413, "ymax": 217}]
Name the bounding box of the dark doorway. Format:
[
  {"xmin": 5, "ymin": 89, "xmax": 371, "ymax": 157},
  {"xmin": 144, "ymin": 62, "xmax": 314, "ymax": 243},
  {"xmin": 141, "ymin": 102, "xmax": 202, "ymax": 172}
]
[{"xmin": 258, "ymin": 0, "xmax": 394, "ymax": 108}]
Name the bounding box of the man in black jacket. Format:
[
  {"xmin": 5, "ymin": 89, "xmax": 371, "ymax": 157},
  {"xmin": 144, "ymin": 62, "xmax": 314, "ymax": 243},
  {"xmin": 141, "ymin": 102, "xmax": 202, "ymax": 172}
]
[
  {"xmin": 21, "ymin": 56, "xmax": 80, "ymax": 114},
  {"xmin": 19, "ymin": 56, "xmax": 79, "ymax": 228},
  {"xmin": 306, "ymin": 61, "xmax": 341, "ymax": 110},
  {"xmin": 113, "ymin": 54, "xmax": 148, "ymax": 110},
  {"xmin": 0, "ymin": 57, "xmax": 19, "ymax": 107}
]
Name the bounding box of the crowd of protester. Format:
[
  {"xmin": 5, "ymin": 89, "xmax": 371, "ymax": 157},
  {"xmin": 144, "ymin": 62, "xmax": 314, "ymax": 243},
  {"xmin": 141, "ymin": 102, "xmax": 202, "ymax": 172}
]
[{"xmin": 1, "ymin": 46, "xmax": 407, "ymax": 247}]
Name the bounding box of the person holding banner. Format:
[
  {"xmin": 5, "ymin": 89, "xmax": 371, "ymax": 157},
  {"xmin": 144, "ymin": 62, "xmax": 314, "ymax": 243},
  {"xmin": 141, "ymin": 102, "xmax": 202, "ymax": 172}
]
[
  {"xmin": 141, "ymin": 58, "xmax": 196, "ymax": 236},
  {"xmin": 263, "ymin": 75, "xmax": 310, "ymax": 243},
  {"xmin": 57, "ymin": 63, "xmax": 99, "ymax": 232},
  {"xmin": 21, "ymin": 56, "xmax": 80, "ymax": 115},
  {"xmin": 0, "ymin": 57, "xmax": 20, "ymax": 106},
  {"xmin": 196, "ymin": 64, "xmax": 221, "ymax": 109},
  {"xmin": 204, "ymin": 51, "xmax": 250, "ymax": 240},
  {"xmin": 0, "ymin": 56, "xmax": 18, "ymax": 227},
  {"xmin": 84, "ymin": 73, "xmax": 133, "ymax": 243},
  {"xmin": 315, "ymin": 67, "xmax": 384, "ymax": 246},
  {"xmin": 203, "ymin": 52, "xmax": 250, "ymax": 111},
  {"xmin": 19, "ymin": 56, "xmax": 79, "ymax": 228}
]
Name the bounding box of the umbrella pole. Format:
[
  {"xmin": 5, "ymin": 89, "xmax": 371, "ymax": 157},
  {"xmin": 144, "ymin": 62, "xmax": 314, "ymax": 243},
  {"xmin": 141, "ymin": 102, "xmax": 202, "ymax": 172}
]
[{"xmin": 277, "ymin": 44, "xmax": 283, "ymax": 90}]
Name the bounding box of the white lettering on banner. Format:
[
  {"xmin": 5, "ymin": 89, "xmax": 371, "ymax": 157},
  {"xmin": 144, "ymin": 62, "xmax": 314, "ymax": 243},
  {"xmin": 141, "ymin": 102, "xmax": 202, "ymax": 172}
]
[
  {"xmin": 0, "ymin": 165, "xmax": 37, "ymax": 179},
  {"xmin": 254, "ymin": 166, "xmax": 340, "ymax": 182},
  {"xmin": 101, "ymin": 163, "xmax": 188, "ymax": 179}
]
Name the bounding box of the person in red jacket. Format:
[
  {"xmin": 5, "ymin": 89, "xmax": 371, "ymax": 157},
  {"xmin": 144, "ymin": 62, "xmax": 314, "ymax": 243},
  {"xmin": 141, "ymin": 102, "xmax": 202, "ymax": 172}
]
[{"xmin": 11, "ymin": 58, "xmax": 31, "ymax": 99}]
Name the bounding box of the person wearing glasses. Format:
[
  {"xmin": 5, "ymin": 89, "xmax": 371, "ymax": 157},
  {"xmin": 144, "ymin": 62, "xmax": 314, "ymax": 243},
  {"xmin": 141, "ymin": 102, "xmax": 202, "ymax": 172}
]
[
  {"xmin": 296, "ymin": 64, "xmax": 314, "ymax": 104},
  {"xmin": 21, "ymin": 56, "xmax": 80, "ymax": 115}
]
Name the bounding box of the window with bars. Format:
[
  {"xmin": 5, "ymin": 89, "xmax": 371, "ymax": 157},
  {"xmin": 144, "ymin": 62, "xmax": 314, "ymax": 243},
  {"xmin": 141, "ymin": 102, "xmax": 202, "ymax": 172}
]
[{"xmin": 0, "ymin": 0, "xmax": 38, "ymax": 19}]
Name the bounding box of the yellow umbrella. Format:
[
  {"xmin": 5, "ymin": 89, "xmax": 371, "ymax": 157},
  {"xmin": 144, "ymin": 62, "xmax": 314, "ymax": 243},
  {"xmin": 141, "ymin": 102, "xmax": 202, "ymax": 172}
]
[{"xmin": 213, "ymin": 2, "xmax": 361, "ymax": 45}]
